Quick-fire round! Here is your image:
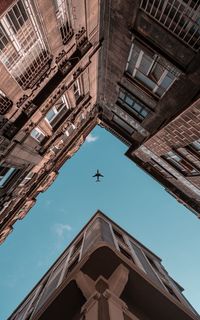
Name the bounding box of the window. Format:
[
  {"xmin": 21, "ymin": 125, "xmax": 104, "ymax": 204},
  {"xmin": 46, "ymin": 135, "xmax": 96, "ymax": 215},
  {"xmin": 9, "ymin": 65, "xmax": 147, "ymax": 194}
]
[
  {"xmin": 189, "ymin": 139, "xmax": 200, "ymax": 153},
  {"xmin": 163, "ymin": 151, "xmax": 199, "ymax": 175},
  {"xmin": 149, "ymin": 158, "xmax": 176, "ymax": 178},
  {"xmin": 6, "ymin": 0, "xmax": 28, "ymax": 32},
  {"xmin": 118, "ymin": 88, "xmax": 149, "ymax": 121},
  {"xmin": 126, "ymin": 42, "xmax": 179, "ymax": 97},
  {"xmin": 31, "ymin": 127, "xmax": 45, "ymax": 143},
  {"xmin": 0, "ymin": 90, "xmax": 13, "ymax": 115},
  {"xmin": 163, "ymin": 281, "xmax": 180, "ymax": 301},
  {"xmin": 0, "ymin": 166, "xmax": 16, "ymax": 187},
  {"xmin": 139, "ymin": 0, "xmax": 200, "ymax": 51},
  {"xmin": 113, "ymin": 228, "xmax": 126, "ymax": 244},
  {"xmin": 0, "ymin": 0, "xmax": 50, "ymax": 89},
  {"xmin": 19, "ymin": 171, "xmax": 34, "ymax": 186},
  {"xmin": 45, "ymin": 95, "xmax": 69, "ymax": 126},
  {"xmin": 73, "ymin": 80, "xmax": 81, "ymax": 101},
  {"xmin": 53, "ymin": 0, "xmax": 73, "ymax": 44},
  {"xmin": 119, "ymin": 245, "xmax": 133, "ymax": 261}
]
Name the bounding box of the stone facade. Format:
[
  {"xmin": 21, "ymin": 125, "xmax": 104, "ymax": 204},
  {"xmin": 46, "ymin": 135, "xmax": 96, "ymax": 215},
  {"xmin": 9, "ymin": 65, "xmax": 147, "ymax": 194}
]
[
  {"xmin": 8, "ymin": 211, "xmax": 200, "ymax": 320},
  {"xmin": 129, "ymin": 98, "xmax": 200, "ymax": 217}
]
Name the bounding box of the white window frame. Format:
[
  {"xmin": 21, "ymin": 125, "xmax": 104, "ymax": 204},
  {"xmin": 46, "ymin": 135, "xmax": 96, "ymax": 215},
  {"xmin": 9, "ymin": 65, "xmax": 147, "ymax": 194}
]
[
  {"xmin": 31, "ymin": 127, "xmax": 45, "ymax": 143},
  {"xmin": 73, "ymin": 80, "xmax": 81, "ymax": 101},
  {"xmin": 126, "ymin": 43, "xmax": 178, "ymax": 97},
  {"xmin": 45, "ymin": 95, "xmax": 69, "ymax": 125}
]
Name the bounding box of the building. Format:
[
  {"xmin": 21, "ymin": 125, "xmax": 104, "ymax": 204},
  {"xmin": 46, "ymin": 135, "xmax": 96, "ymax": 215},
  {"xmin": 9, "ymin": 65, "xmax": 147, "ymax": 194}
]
[
  {"xmin": 0, "ymin": 0, "xmax": 200, "ymax": 243},
  {"xmin": 8, "ymin": 211, "xmax": 200, "ymax": 320},
  {"xmin": 127, "ymin": 97, "xmax": 200, "ymax": 217}
]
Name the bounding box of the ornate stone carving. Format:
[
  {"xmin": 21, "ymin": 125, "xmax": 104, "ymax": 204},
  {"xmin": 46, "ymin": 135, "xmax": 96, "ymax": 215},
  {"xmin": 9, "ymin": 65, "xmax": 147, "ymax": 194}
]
[
  {"xmin": 14, "ymin": 199, "xmax": 36, "ymax": 221},
  {"xmin": 16, "ymin": 95, "xmax": 28, "ymax": 108},
  {"xmin": 37, "ymin": 171, "xmax": 57, "ymax": 192}
]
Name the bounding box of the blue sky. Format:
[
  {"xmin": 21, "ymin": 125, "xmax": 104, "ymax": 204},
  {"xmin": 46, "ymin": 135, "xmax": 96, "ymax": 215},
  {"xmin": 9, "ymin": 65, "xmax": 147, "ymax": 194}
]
[{"xmin": 0, "ymin": 126, "xmax": 200, "ymax": 319}]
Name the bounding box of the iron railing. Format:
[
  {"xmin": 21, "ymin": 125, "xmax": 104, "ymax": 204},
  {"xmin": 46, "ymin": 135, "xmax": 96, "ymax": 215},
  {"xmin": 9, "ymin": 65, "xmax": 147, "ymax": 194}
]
[
  {"xmin": 140, "ymin": 0, "xmax": 200, "ymax": 51},
  {"xmin": 0, "ymin": 0, "xmax": 50, "ymax": 89}
]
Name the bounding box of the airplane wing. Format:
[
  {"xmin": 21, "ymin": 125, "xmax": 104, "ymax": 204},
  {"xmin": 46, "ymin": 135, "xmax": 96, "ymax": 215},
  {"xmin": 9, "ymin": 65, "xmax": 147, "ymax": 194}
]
[
  {"xmin": 99, "ymin": 173, "xmax": 104, "ymax": 177},
  {"xmin": 93, "ymin": 174, "xmax": 97, "ymax": 177}
]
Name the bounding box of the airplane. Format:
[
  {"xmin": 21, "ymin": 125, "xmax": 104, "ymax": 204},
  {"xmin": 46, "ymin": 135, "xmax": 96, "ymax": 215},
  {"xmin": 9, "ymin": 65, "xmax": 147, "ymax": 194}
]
[{"xmin": 93, "ymin": 169, "xmax": 104, "ymax": 182}]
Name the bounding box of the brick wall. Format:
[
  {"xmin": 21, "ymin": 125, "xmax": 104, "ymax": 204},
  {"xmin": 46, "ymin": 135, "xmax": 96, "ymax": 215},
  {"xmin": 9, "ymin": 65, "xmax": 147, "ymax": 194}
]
[{"xmin": 145, "ymin": 99, "xmax": 200, "ymax": 156}]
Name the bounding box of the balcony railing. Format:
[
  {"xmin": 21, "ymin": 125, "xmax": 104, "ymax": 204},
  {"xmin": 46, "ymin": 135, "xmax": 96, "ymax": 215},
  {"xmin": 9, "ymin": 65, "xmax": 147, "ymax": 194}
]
[{"xmin": 140, "ymin": 0, "xmax": 200, "ymax": 51}]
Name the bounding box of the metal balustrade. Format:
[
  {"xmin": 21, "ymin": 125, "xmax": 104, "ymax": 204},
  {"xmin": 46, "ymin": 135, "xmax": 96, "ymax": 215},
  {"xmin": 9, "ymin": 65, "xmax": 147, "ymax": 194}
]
[
  {"xmin": 140, "ymin": 0, "xmax": 200, "ymax": 51},
  {"xmin": 0, "ymin": 0, "xmax": 50, "ymax": 89},
  {"xmin": 54, "ymin": 0, "xmax": 73, "ymax": 44}
]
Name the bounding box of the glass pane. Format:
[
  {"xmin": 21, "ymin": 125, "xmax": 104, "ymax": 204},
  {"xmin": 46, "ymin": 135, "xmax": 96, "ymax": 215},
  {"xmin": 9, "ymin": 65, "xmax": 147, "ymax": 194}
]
[
  {"xmin": 141, "ymin": 109, "xmax": 148, "ymax": 117},
  {"xmin": 0, "ymin": 25, "xmax": 9, "ymax": 50},
  {"xmin": 192, "ymin": 140, "xmax": 200, "ymax": 151},
  {"xmin": 45, "ymin": 109, "xmax": 56, "ymax": 123},
  {"xmin": 155, "ymin": 86, "xmax": 165, "ymax": 97},
  {"xmin": 119, "ymin": 90, "xmax": 125, "ymax": 100},
  {"xmin": 150, "ymin": 63, "xmax": 165, "ymax": 83},
  {"xmin": 127, "ymin": 45, "xmax": 140, "ymax": 74},
  {"xmin": 135, "ymin": 71, "xmax": 156, "ymax": 90},
  {"xmin": 7, "ymin": 0, "xmax": 28, "ymax": 33},
  {"xmin": 0, "ymin": 167, "xmax": 16, "ymax": 187},
  {"xmin": 160, "ymin": 72, "xmax": 175, "ymax": 90},
  {"xmin": 132, "ymin": 102, "xmax": 141, "ymax": 113},
  {"xmin": 125, "ymin": 95, "xmax": 133, "ymax": 107},
  {"xmin": 139, "ymin": 53, "xmax": 154, "ymax": 74}
]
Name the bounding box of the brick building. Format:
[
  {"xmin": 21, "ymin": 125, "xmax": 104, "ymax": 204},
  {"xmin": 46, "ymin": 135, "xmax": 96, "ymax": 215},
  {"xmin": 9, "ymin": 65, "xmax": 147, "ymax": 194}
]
[
  {"xmin": 8, "ymin": 211, "xmax": 200, "ymax": 320},
  {"xmin": 128, "ymin": 98, "xmax": 200, "ymax": 217},
  {"xmin": 0, "ymin": 0, "xmax": 200, "ymax": 243}
]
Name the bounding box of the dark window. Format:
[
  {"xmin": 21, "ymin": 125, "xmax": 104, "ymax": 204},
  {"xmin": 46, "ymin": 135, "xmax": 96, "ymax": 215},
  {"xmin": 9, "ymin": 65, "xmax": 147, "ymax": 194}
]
[
  {"xmin": 118, "ymin": 89, "xmax": 149, "ymax": 121},
  {"xmin": 6, "ymin": 0, "xmax": 28, "ymax": 33},
  {"xmin": 68, "ymin": 256, "xmax": 79, "ymax": 273},
  {"xmin": 113, "ymin": 228, "xmax": 125, "ymax": 244},
  {"xmin": 0, "ymin": 24, "xmax": 9, "ymax": 51},
  {"xmin": 189, "ymin": 139, "xmax": 200, "ymax": 153},
  {"xmin": 72, "ymin": 237, "xmax": 83, "ymax": 256},
  {"xmin": 149, "ymin": 158, "xmax": 176, "ymax": 179},
  {"xmin": 163, "ymin": 282, "xmax": 180, "ymax": 301},
  {"xmin": 146, "ymin": 256, "xmax": 160, "ymax": 272},
  {"xmin": 163, "ymin": 151, "xmax": 200, "ymax": 176},
  {"xmin": 119, "ymin": 245, "xmax": 133, "ymax": 261}
]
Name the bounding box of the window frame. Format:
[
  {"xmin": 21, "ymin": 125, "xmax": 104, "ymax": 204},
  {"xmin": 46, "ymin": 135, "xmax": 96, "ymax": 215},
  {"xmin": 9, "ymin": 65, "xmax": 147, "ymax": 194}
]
[
  {"xmin": 30, "ymin": 127, "xmax": 45, "ymax": 143},
  {"xmin": 163, "ymin": 151, "xmax": 200, "ymax": 176},
  {"xmin": 126, "ymin": 42, "xmax": 178, "ymax": 98},
  {"xmin": 73, "ymin": 80, "xmax": 81, "ymax": 102},
  {"xmin": 189, "ymin": 139, "xmax": 200, "ymax": 153},
  {"xmin": 118, "ymin": 88, "xmax": 150, "ymax": 122},
  {"xmin": 45, "ymin": 95, "xmax": 69, "ymax": 126}
]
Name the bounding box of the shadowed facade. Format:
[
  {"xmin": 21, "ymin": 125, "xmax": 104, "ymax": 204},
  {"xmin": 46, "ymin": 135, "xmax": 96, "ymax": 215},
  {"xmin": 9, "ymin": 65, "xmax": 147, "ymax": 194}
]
[{"xmin": 8, "ymin": 211, "xmax": 200, "ymax": 320}]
